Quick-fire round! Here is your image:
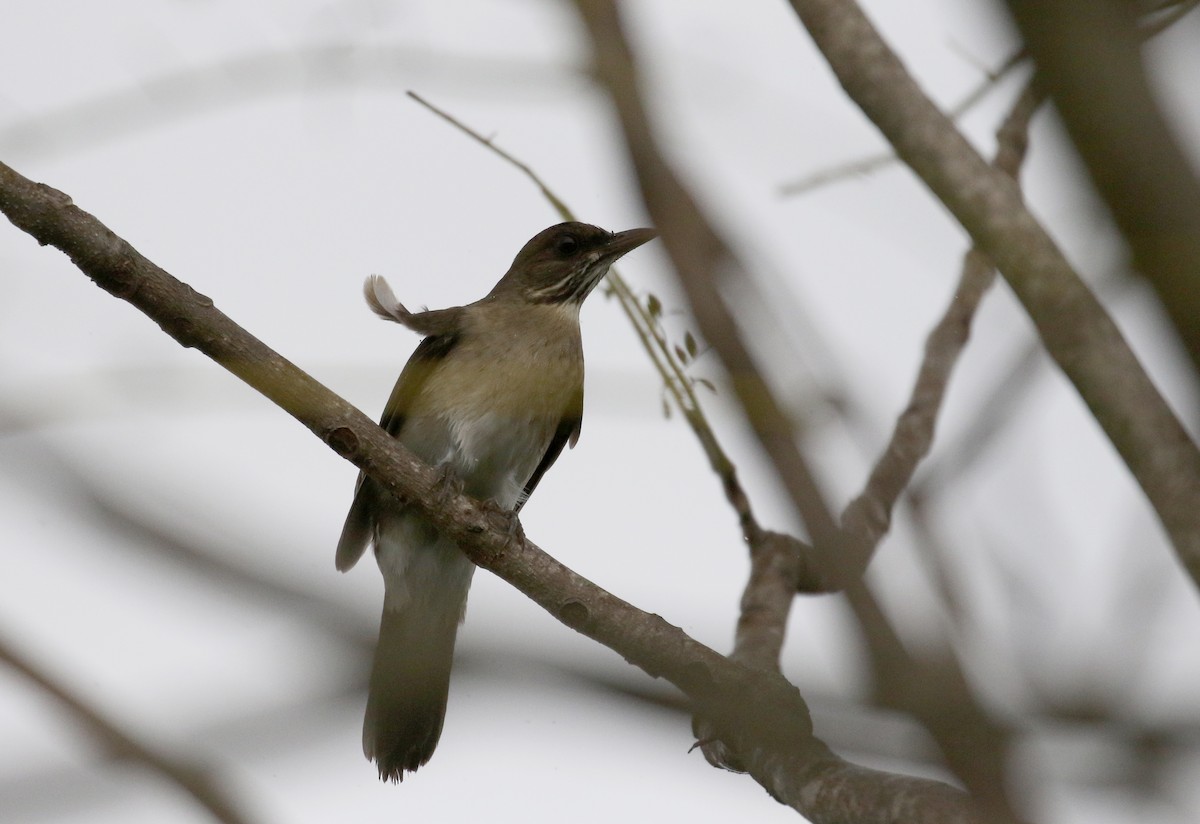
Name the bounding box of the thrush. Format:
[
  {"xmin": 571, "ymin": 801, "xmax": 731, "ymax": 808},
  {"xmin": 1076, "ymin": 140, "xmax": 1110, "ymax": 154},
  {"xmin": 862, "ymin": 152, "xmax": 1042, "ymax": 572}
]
[{"xmin": 336, "ymin": 221, "xmax": 656, "ymax": 781}]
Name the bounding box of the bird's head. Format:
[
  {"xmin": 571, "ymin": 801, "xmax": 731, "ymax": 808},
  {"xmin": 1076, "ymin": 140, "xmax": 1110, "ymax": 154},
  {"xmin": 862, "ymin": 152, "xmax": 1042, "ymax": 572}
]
[{"xmin": 493, "ymin": 222, "xmax": 656, "ymax": 304}]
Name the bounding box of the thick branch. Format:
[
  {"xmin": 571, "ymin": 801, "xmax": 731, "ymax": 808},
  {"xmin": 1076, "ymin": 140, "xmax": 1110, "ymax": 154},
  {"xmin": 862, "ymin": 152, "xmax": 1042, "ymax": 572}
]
[
  {"xmin": 0, "ymin": 160, "xmax": 982, "ymax": 824},
  {"xmin": 1001, "ymin": 0, "xmax": 1200, "ymax": 379},
  {"xmin": 784, "ymin": 0, "xmax": 1200, "ymax": 591}
]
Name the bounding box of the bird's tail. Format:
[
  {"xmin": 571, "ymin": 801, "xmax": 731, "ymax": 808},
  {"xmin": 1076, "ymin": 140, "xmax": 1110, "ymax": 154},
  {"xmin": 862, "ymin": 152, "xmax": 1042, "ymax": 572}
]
[{"xmin": 363, "ymin": 600, "xmax": 461, "ymax": 782}]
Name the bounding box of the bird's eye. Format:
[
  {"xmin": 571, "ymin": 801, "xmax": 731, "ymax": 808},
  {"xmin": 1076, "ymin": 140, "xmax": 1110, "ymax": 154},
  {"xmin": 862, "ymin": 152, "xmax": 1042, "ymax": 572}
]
[{"xmin": 554, "ymin": 235, "xmax": 580, "ymax": 257}]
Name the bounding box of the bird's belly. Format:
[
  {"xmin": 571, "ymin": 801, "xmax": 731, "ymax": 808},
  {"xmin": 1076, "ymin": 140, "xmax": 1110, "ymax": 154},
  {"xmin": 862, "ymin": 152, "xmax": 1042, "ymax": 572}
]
[
  {"xmin": 410, "ymin": 352, "xmax": 579, "ymax": 508},
  {"xmin": 445, "ymin": 409, "xmax": 554, "ymax": 508}
]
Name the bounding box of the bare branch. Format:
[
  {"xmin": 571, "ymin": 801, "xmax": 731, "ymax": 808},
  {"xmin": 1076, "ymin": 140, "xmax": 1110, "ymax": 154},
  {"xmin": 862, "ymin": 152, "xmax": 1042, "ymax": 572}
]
[
  {"xmin": 407, "ymin": 91, "xmax": 578, "ymax": 220},
  {"xmin": 1135, "ymin": 0, "xmax": 1200, "ymax": 35},
  {"xmin": 729, "ymin": 533, "xmax": 802, "ymax": 671},
  {"xmin": 913, "ymin": 342, "xmax": 1041, "ymax": 495},
  {"xmin": 784, "ymin": 0, "xmax": 1200, "ymax": 591}
]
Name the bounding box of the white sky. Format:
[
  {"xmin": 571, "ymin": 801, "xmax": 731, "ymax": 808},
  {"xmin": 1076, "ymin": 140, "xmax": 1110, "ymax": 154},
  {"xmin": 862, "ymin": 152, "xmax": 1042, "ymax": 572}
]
[{"xmin": 2, "ymin": 2, "xmax": 1200, "ymax": 823}]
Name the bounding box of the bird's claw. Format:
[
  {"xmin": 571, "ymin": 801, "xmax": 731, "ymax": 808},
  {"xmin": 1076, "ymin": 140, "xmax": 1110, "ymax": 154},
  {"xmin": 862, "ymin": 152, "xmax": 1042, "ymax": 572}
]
[
  {"xmin": 503, "ymin": 511, "xmax": 526, "ymax": 546},
  {"xmin": 432, "ymin": 464, "xmax": 464, "ymax": 507},
  {"xmin": 479, "ymin": 499, "xmax": 525, "ymax": 547}
]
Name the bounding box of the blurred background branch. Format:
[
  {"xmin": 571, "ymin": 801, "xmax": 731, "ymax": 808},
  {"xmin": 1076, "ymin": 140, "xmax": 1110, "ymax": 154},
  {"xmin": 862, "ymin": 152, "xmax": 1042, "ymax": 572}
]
[
  {"xmin": 0, "ymin": 631, "xmax": 260, "ymax": 824},
  {"xmin": 1001, "ymin": 0, "xmax": 1200, "ymax": 384},
  {"xmin": 0, "ymin": 44, "xmax": 580, "ymax": 163}
]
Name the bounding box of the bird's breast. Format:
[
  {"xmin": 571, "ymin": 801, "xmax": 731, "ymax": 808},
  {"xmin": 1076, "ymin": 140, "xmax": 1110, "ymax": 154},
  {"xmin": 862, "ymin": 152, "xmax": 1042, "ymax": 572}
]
[{"xmin": 405, "ymin": 315, "xmax": 583, "ymax": 507}]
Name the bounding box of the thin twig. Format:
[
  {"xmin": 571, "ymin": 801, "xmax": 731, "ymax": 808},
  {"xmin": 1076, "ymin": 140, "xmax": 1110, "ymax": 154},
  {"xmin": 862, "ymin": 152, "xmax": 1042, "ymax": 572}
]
[
  {"xmin": 778, "ymin": 48, "xmax": 1026, "ymax": 196},
  {"xmin": 913, "ymin": 342, "xmax": 1041, "ymax": 495},
  {"xmin": 1137, "ymin": 0, "xmax": 1200, "ymax": 35}
]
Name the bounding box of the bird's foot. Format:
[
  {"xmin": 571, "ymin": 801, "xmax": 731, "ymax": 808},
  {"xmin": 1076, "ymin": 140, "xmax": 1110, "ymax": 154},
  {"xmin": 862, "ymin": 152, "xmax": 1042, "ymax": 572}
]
[
  {"xmin": 479, "ymin": 499, "xmax": 526, "ymax": 547},
  {"xmin": 503, "ymin": 511, "xmax": 526, "ymax": 546},
  {"xmin": 431, "ymin": 463, "xmax": 464, "ymax": 508}
]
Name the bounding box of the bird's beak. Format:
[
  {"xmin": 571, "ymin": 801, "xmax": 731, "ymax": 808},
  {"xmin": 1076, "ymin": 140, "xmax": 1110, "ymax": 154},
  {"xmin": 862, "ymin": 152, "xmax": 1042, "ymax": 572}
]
[
  {"xmin": 571, "ymin": 227, "xmax": 657, "ymax": 302},
  {"xmin": 603, "ymin": 227, "xmax": 658, "ymax": 262}
]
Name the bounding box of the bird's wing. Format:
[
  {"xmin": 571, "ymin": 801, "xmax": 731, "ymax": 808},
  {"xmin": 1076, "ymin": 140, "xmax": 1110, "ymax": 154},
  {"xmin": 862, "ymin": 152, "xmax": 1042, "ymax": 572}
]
[
  {"xmin": 335, "ymin": 328, "xmax": 462, "ymax": 572},
  {"xmin": 377, "ymin": 330, "xmax": 460, "ymax": 437},
  {"xmin": 515, "ymin": 383, "xmax": 584, "ymax": 513}
]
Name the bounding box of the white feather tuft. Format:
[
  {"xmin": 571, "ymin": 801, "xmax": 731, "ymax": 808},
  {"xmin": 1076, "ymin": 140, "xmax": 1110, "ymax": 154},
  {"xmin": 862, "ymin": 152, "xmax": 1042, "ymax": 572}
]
[{"xmin": 364, "ymin": 274, "xmax": 411, "ymax": 324}]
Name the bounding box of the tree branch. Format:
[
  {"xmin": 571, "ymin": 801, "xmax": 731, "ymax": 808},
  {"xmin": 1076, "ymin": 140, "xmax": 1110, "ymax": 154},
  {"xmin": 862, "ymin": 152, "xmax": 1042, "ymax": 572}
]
[{"xmin": 784, "ymin": 0, "xmax": 1200, "ymax": 591}]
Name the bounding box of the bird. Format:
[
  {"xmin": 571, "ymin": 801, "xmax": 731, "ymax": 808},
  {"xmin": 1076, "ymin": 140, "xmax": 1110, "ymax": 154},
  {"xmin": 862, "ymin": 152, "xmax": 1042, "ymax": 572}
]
[{"xmin": 336, "ymin": 221, "xmax": 656, "ymax": 782}]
